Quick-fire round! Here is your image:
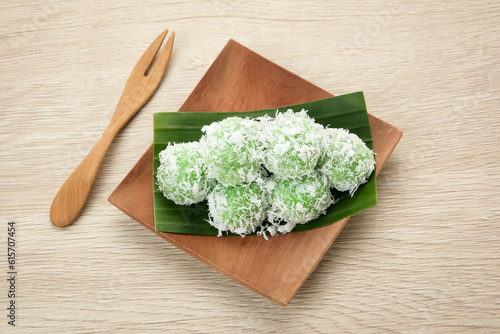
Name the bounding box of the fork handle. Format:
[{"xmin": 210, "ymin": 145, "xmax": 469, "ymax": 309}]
[{"xmin": 50, "ymin": 122, "xmax": 120, "ymax": 227}]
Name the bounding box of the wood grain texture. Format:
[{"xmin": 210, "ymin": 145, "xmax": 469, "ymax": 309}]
[
  {"xmin": 108, "ymin": 39, "xmax": 402, "ymax": 306},
  {"xmin": 1, "ymin": 0, "xmax": 499, "ymax": 332}
]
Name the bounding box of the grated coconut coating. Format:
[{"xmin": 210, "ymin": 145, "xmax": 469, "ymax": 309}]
[
  {"xmin": 157, "ymin": 113, "xmax": 375, "ymax": 238},
  {"xmin": 207, "ymin": 181, "xmax": 268, "ymax": 236},
  {"xmin": 317, "ymin": 128, "xmax": 375, "ymax": 195},
  {"xmin": 268, "ymin": 172, "xmax": 333, "ymax": 228},
  {"xmin": 201, "ymin": 117, "xmax": 263, "ymax": 186},
  {"xmin": 263, "ymin": 110, "xmax": 323, "ymax": 178},
  {"xmin": 156, "ymin": 142, "xmax": 211, "ymax": 205}
]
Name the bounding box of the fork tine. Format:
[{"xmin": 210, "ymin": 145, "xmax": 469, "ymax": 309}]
[
  {"xmin": 132, "ymin": 29, "xmax": 169, "ymax": 76},
  {"xmin": 147, "ymin": 31, "xmax": 175, "ymax": 81}
]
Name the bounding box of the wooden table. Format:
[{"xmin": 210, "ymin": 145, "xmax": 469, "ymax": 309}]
[{"xmin": 1, "ymin": 1, "xmax": 499, "ymax": 332}]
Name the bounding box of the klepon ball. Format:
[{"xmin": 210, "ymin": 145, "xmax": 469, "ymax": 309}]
[
  {"xmin": 268, "ymin": 172, "xmax": 333, "ymax": 226},
  {"xmin": 156, "ymin": 142, "xmax": 211, "ymax": 205},
  {"xmin": 201, "ymin": 117, "xmax": 263, "ymax": 186},
  {"xmin": 207, "ymin": 181, "xmax": 269, "ymax": 236},
  {"xmin": 318, "ymin": 128, "xmax": 375, "ymax": 194},
  {"xmin": 263, "ymin": 110, "xmax": 323, "ymax": 178}
]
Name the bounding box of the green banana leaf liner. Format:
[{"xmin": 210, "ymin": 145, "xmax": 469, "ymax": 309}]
[{"xmin": 153, "ymin": 91, "xmax": 376, "ymax": 235}]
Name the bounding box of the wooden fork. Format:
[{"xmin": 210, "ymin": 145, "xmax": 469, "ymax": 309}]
[{"xmin": 50, "ymin": 29, "xmax": 175, "ymax": 227}]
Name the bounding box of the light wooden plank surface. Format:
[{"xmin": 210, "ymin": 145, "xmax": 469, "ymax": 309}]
[{"xmin": 1, "ymin": 0, "xmax": 499, "ymax": 332}]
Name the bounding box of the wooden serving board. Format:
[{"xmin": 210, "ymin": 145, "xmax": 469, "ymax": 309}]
[{"xmin": 108, "ymin": 40, "xmax": 403, "ymax": 306}]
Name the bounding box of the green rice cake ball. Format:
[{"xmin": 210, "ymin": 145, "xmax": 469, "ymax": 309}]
[
  {"xmin": 156, "ymin": 142, "xmax": 211, "ymax": 205},
  {"xmin": 269, "ymin": 172, "xmax": 333, "ymax": 225},
  {"xmin": 264, "ymin": 110, "xmax": 323, "ymax": 178},
  {"xmin": 318, "ymin": 128, "xmax": 375, "ymax": 194},
  {"xmin": 207, "ymin": 182, "xmax": 268, "ymax": 236},
  {"xmin": 201, "ymin": 117, "xmax": 263, "ymax": 186}
]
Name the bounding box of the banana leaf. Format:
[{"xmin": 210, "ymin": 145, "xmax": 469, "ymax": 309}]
[{"xmin": 153, "ymin": 91, "xmax": 376, "ymax": 235}]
